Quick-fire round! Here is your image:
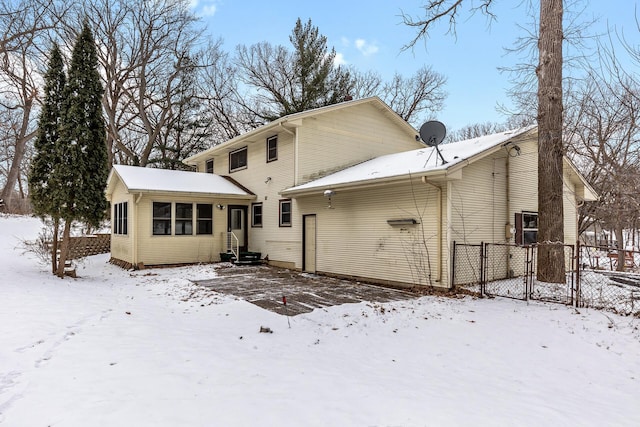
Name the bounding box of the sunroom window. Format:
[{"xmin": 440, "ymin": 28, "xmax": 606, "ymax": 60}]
[
  {"xmin": 113, "ymin": 202, "xmax": 128, "ymax": 235},
  {"xmin": 197, "ymin": 204, "xmax": 213, "ymax": 235},
  {"xmin": 152, "ymin": 202, "xmax": 171, "ymax": 235},
  {"xmin": 175, "ymin": 203, "xmax": 193, "ymax": 235}
]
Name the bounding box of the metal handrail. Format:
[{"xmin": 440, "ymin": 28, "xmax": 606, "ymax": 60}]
[{"xmin": 228, "ymin": 231, "xmax": 239, "ymax": 260}]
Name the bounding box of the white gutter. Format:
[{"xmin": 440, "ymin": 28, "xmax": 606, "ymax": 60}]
[{"xmin": 133, "ymin": 192, "xmax": 142, "ymax": 267}]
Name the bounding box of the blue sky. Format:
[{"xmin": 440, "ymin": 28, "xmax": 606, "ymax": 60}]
[{"xmin": 192, "ymin": 1, "xmax": 639, "ymax": 131}]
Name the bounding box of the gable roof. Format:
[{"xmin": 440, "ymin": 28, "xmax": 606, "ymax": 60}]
[
  {"xmin": 106, "ymin": 165, "xmax": 254, "ymax": 199},
  {"xmin": 282, "ymin": 126, "xmax": 537, "ymax": 196},
  {"xmin": 183, "ymin": 96, "xmax": 419, "ymax": 165}
]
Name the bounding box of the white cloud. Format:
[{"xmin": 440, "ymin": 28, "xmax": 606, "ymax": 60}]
[
  {"xmin": 355, "ymin": 38, "xmax": 379, "ymax": 56},
  {"xmin": 190, "ymin": 1, "xmax": 217, "ymax": 17},
  {"xmin": 341, "ymin": 37, "xmax": 350, "ymax": 47},
  {"xmin": 201, "ymin": 4, "xmax": 217, "ymax": 16},
  {"xmin": 333, "ymin": 52, "xmax": 347, "ymax": 67}
]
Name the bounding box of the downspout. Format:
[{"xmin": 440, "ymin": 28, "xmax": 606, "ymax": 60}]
[
  {"xmin": 133, "ymin": 192, "xmax": 143, "ymax": 268},
  {"xmin": 421, "ymin": 176, "xmax": 442, "ymax": 283},
  {"xmin": 505, "ymin": 154, "xmax": 511, "ymax": 275},
  {"xmin": 576, "ymin": 198, "xmax": 584, "ymax": 245},
  {"xmin": 279, "ymin": 122, "xmax": 298, "ymax": 185}
]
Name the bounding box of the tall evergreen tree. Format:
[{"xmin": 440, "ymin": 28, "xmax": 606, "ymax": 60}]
[
  {"xmin": 288, "ymin": 18, "xmax": 353, "ymax": 114},
  {"xmin": 236, "ymin": 18, "xmax": 354, "ymax": 121},
  {"xmin": 28, "ymin": 44, "xmax": 66, "ymax": 273},
  {"xmin": 55, "ymin": 21, "xmax": 108, "ymax": 278}
]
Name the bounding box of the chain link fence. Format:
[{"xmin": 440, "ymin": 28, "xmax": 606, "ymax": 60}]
[
  {"xmin": 577, "ymin": 244, "xmax": 640, "ymax": 316},
  {"xmin": 452, "ymin": 241, "xmax": 639, "ymax": 316}
]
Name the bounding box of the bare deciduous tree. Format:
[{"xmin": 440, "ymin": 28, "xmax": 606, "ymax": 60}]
[
  {"xmin": 0, "ymin": 0, "xmax": 62, "ymax": 211},
  {"xmin": 402, "ymin": 0, "xmax": 567, "ymax": 283},
  {"xmin": 349, "ymin": 66, "xmax": 447, "ymax": 127},
  {"xmin": 64, "ymin": 0, "xmax": 218, "ymax": 167},
  {"xmin": 566, "ymin": 70, "xmax": 640, "ymax": 269},
  {"xmin": 236, "ymin": 18, "xmax": 354, "ymax": 122}
]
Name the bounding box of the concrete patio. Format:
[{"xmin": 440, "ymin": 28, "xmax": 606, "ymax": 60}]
[{"xmin": 193, "ymin": 264, "xmax": 417, "ymax": 316}]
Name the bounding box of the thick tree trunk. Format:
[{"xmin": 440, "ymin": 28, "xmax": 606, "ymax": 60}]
[
  {"xmin": 1, "ymin": 136, "xmax": 30, "ymax": 210},
  {"xmin": 51, "ymin": 217, "xmax": 59, "ymax": 274},
  {"xmin": 614, "ymin": 225, "xmax": 625, "ymax": 272},
  {"xmin": 536, "ymin": 0, "xmax": 565, "ymax": 283},
  {"xmin": 56, "ymin": 220, "xmax": 72, "ymax": 278},
  {"xmin": 0, "ymin": 97, "xmax": 35, "ymax": 211}
]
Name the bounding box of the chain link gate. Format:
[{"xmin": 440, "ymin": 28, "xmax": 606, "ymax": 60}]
[{"xmin": 453, "ymin": 241, "xmax": 578, "ymax": 306}]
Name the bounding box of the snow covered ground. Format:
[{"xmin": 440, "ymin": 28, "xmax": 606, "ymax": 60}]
[{"xmin": 1, "ymin": 214, "xmax": 639, "ymax": 426}]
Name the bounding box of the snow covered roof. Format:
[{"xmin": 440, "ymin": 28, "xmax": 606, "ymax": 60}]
[
  {"xmin": 107, "ymin": 165, "xmax": 253, "ymax": 198},
  {"xmin": 283, "ymin": 126, "xmax": 536, "ymax": 195}
]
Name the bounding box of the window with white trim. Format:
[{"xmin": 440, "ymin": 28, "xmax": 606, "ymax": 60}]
[
  {"xmin": 515, "ymin": 211, "xmax": 538, "ymax": 245},
  {"xmin": 279, "ymin": 199, "xmax": 292, "ymax": 227},
  {"xmin": 251, "ymin": 203, "xmax": 263, "ymax": 227},
  {"xmin": 229, "ymin": 147, "xmax": 247, "ymax": 172},
  {"xmin": 197, "ymin": 204, "xmax": 213, "ymax": 234},
  {"xmin": 152, "ymin": 202, "xmax": 172, "ymax": 235},
  {"xmin": 205, "ymin": 159, "xmax": 214, "ymax": 173},
  {"xmin": 113, "ymin": 202, "xmax": 128, "ymax": 235},
  {"xmin": 266, "ymin": 136, "xmax": 278, "ymax": 162},
  {"xmin": 175, "ymin": 203, "xmax": 193, "ymax": 235}
]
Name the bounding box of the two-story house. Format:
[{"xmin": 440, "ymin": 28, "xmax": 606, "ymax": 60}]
[{"xmin": 106, "ymin": 97, "xmax": 596, "ymax": 288}]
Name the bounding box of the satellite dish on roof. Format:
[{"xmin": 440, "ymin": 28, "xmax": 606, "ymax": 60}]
[
  {"xmin": 419, "ymin": 121, "xmax": 447, "ymax": 147},
  {"xmin": 418, "ymin": 120, "xmax": 448, "ymax": 165}
]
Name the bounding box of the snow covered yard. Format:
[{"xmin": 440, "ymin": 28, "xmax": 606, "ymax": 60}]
[{"xmin": 1, "ymin": 215, "xmax": 639, "ymax": 426}]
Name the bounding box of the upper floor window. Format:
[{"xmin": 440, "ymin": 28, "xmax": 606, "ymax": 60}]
[
  {"xmin": 279, "ymin": 199, "xmax": 292, "ymax": 227},
  {"xmin": 152, "ymin": 202, "xmax": 172, "ymax": 235},
  {"xmin": 205, "ymin": 159, "xmax": 214, "ymax": 173},
  {"xmin": 266, "ymin": 136, "xmax": 278, "ymax": 163},
  {"xmin": 229, "ymin": 147, "xmax": 247, "ymax": 172},
  {"xmin": 113, "ymin": 201, "xmax": 128, "ymax": 235}
]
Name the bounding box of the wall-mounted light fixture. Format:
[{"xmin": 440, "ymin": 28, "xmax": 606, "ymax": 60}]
[
  {"xmin": 265, "ymin": 177, "xmax": 272, "ymax": 184},
  {"xmin": 508, "ymin": 144, "xmax": 521, "ymax": 157},
  {"xmin": 324, "ymin": 189, "xmax": 335, "ymax": 209},
  {"xmin": 216, "ymin": 204, "xmax": 225, "ymax": 210}
]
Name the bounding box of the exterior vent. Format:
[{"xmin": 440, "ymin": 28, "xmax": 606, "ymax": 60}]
[{"xmin": 387, "ymin": 219, "xmax": 419, "ymax": 226}]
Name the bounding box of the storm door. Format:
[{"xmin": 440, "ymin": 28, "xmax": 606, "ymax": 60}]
[{"xmin": 228, "ymin": 205, "xmax": 248, "ymax": 252}]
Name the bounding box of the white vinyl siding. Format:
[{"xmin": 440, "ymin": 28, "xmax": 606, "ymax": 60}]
[
  {"xmin": 109, "ymin": 178, "xmax": 134, "ymax": 264},
  {"xmin": 296, "ymin": 103, "xmax": 422, "ymax": 184},
  {"xmin": 203, "ymin": 131, "xmax": 298, "ymax": 266},
  {"xmin": 296, "ymin": 179, "xmax": 447, "ymax": 288},
  {"xmin": 135, "ymin": 194, "xmax": 240, "ymax": 265}
]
